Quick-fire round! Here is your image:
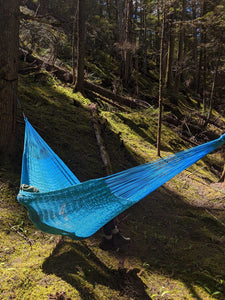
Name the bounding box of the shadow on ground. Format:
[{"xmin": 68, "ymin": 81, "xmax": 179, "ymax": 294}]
[
  {"xmin": 42, "ymin": 240, "xmax": 150, "ymax": 300},
  {"xmin": 42, "ymin": 185, "xmax": 225, "ymax": 300}
]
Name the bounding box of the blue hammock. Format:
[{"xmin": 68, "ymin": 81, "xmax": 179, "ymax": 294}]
[{"xmin": 17, "ymin": 119, "xmax": 225, "ymax": 239}]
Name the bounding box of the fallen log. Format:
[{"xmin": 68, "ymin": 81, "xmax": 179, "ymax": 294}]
[
  {"xmin": 89, "ymin": 103, "xmax": 112, "ymax": 176},
  {"xmin": 19, "ymin": 48, "xmax": 151, "ymax": 109},
  {"xmin": 84, "ymin": 81, "xmax": 150, "ymax": 109}
]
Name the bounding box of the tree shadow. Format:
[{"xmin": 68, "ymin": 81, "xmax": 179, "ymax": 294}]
[
  {"xmin": 42, "ymin": 240, "xmax": 151, "ymax": 300},
  {"xmin": 121, "ymin": 186, "xmax": 225, "ymax": 299},
  {"xmin": 41, "ymin": 184, "xmax": 225, "ymax": 299}
]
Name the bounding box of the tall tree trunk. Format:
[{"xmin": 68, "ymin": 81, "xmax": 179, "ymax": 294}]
[
  {"xmin": 141, "ymin": 3, "xmax": 147, "ymax": 74},
  {"xmin": 72, "ymin": 4, "xmax": 78, "ymax": 84},
  {"xmin": 197, "ymin": 0, "xmax": 205, "ymax": 98},
  {"xmin": 157, "ymin": 2, "xmax": 166, "ymax": 157},
  {"xmin": 202, "ymin": 30, "xmax": 207, "ymax": 111},
  {"xmin": 174, "ymin": 0, "xmax": 186, "ymax": 92},
  {"xmin": 117, "ymin": 0, "xmax": 124, "ymax": 45},
  {"xmin": 74, "ymin": 0, "xmax": 85, "ymax": 94},
  {"xmin": 123, "ymin": 0, "xmax": 133, "ymax": 88},
  {"xmin": 204, "ymin": 54, "xmax": 220, "ymax": 127},
  {"xmin": 165, "ymin": 17, "xmax": 175, "ymax": 89},
  {"xmin": 0, "ymin": 0, "xmax": 19, "ymax": 159},
  {"xmin": 191, "ymin": 0, "xmax": 198, "ymax": 93},
  {"xmin": 37, "ymin": 0, "xmax": 48, "ymax": 16}
]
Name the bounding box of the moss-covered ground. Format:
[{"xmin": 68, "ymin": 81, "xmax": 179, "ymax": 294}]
[{"xmin": 1, "ymin": 72, "xmax": 225, "ymax": 299}]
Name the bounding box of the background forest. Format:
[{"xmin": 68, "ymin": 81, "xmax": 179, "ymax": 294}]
[{"xmin": 1, "ymin": 0, "xmax": 225, "ymax": 299}]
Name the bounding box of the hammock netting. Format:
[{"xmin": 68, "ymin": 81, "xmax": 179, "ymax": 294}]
[{"xmin": 17, "ymin": 119, "xmax": 225, "ymax": 239}]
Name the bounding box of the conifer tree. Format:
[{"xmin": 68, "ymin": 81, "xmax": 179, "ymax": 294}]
[{"xmin": 0, "ymin": 0, "xmax": 20, "ymax": 159}]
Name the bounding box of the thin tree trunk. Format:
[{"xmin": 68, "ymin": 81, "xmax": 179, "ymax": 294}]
[
  {"xmin": 204, "ymin": 55, "xmax": 220, "ymax": 127},
  {"xmin": 74, "ymin": 0, "xmax": 85, "ymax": 94},
  {"xmin": 155, "ymin": 0, "xmax": 161, "ymax": 65},
  {"xmin": 90, "ymin": 103, "xmax": 112, "ymax": 175},
  {"xmin": 117, "ymin": 0, "xmax": 124, "ymax": 84},
  {"xmin": 142, "ymin": 3, "xmax": 147, "ymax": 74},
  {"xmin": 175, "ymin": 0, "xmax": 186, "ymax": 92},
  {"xmin": 38, "ymin": 0, "xmax": 49, "ymax": 15},
  {"xmin": 202, "ymin": 30, "xmax": 207, "ymax": 111},
  {"xmin": 117, "ymin": 0, "xmax": 124, "ymax": 44},
  {"xmin": 72, "ymin": 4, "xmax": 78, "ymax": 84},
  {"xmin": 197, "ymin": 0, "xmax": 205, "ymax": 97},
  {"xmin": 219, "ymin": 148, "xmax": 225, "ymax": 183},
  {"xmin": 123, "ymin": 0, "xmax": 133, "ymax": 87},
  {"xmin": 165, "ymin": 20, "xmax": 175, "ymax": 89},
  {"xmin": 191, "ymin": 0, "xmax": 198, "ymax": 92},
  {"xmin": 157, "ymin": 2, "xmax": 166, "ymax": 157},
  {"xmin": 0, "ymin": 0, "xmax": 20, "ymax": 159},
  {"xmin": 135, "ymin": 54, "xmax": 139, "ymax": 97}
]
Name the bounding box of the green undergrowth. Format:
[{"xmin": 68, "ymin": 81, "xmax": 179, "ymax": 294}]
[{"xmin": 1, "ymin": 71, "xmax": 225, "ymax": 299}]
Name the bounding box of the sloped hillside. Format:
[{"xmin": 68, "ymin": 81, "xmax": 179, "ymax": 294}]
[{"xmin": 0, "ymin": 72, "xmax": 225, "ymax": 300}]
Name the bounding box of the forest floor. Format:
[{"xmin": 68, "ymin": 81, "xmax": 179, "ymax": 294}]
[{"xmin": 1, "ymin": 72, "xmax": 225, "ymax": 300}]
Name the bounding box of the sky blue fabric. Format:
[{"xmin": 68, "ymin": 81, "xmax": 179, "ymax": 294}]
[
  {"xmin": 17, "ymin": 119, "xmax": 225, "ymax": 239},
  {"xmin": 20, "ymin": 119, "xmax": 80, "ymax": 193}
]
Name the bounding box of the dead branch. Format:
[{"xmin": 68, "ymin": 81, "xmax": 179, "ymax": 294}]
[
  {"xmin": 19, "ymin": 48, "xmax": 151, "ymax": 110},
  {"xmin": 89, "ymin": 103, "xmax": 112, "ymax": 176},
  {"xmin": 8, "ymin": 222, "xmax": 33, "ymax": 246}
]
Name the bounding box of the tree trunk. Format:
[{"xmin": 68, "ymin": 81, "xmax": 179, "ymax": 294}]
[
  {"xmin": 117, "ymin": 0, "xmax": 124, "ymax": 45},
  {"xmin": 191, "ymin": 0, "xmax": 198, "ymax": 93},
  {"xmin": 219, "ymin": 149, "xmax": 225, "ymax": 183},
  {"xmin": 202, "ymin": 30, "xmax": 207, "ymax": 111},
  {"xmin": 38, "ymin": 0, "xmax": 49, "ymax": 15},
  {"xmin": 74, "ymin": 0, "xmax": 85, "ymax": 94},
  {"xmin": 165, "ymin": 18, "xmax": 175, "ymax": 89},
  {"xmin": 157, "ymin": 2, "xmax": 166, "ymax": 157},
  {"xmin": 90, "ymin": 103, "xmax": 112, "ymax": 176},
  {"xmin": 141, "ymin": 3, "xmax": 147, "ymax": 74},
  {"xmin": 204, "ymin": 54, "xmax": 220, "ymax": 127},
  {"xmin": 72, "ymin": 4, "xmax": 78, "ymax": 84},
  {"xmin": 197, "ymin": 0, "xmax": 205, "ymax": 98},
  {"xmin": 123, "ymin": 0, "xmax": 133, "ymax": 88},
  {"xmin": 155, "ymin": 0, "xmax": 161, "ymax": 65},
  {"xmin": 174, "ymin": 0, "xmax": 186, "ymax": 93},
  {"xmin": 0, "ymin": 0, "xmax": 20, "ymax": 159}
]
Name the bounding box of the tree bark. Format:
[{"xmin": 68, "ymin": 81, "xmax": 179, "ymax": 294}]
[
  {"xmin": 165, "ymin": 16, "xmax": 175, "ymax": 89},
  {"xmin": 72, "ymin": 4, "xmax": 78, "ymax": 84},
  {"xmin": 0, "ymin": 0, "xmax": 20, "ymax": 159},
  {"xmin": 197, "ymin": 0, "xmax": 206, "ymax": 99},
  {"xmin": 204, "ymin": 54, "xmax": 220, "ymax": 127},
  {"xmin": 141, "ymin": 3, "xmax": 147, "ymax": 74},
  {"xmin": 89, "ymin": 103, "xmax": 112, "ymax": 176},
  {"xmin": 74, "ymin": 0, "xmax": 85, "ymax": 94},
  {"xmin": 38, "ymin": 0, "xmax": 49, "ymax": 15},
  {"xmin": 174, "ymin": 0, "xmax": 186, "ymax": 93},
  {"xmin": 157, "ymin": 2, "xmax": 166, "ymax": 157},
  {"xmin": 191, "ymin": 0, "xmax": 198, "ymax": 92},
  {"xmin": 123, "ymin": 0, "xmax": 133, "ymax": 87}
]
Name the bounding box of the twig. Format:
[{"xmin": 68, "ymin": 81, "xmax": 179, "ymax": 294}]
[
  {"xmin": 8, "ymin": 222, "xmax": 33, "ymax": 246},
  {"xmin": 205, "ymin": 209, "xmax": 225, "ymax": 229},
  {"xmin": 0, "ymin": 182, "xmax": 6, "ymax": 190},
  {"xmin": 183, "ymin": 120, "xmax": 192, "ymax": 137},
  {"xmin": 181, "ymin": 166, "xmax": 206, "ymax": 189}
]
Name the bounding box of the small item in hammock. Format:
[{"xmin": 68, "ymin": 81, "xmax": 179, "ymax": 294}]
[{"xmin": 20, "ymin": 184, "xmax": 40, "ymax": 193}]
